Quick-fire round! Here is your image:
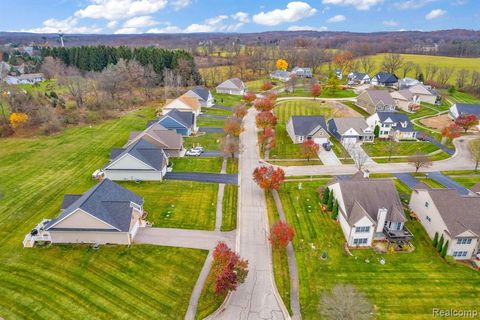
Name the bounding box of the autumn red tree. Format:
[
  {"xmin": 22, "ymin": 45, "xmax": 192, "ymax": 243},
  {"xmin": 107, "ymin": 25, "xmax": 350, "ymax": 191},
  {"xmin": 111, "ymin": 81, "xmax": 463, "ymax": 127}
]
[
  {"xmin": 224, "ymin": 116, "xmax": 243, "ymax": 137},
  {"xmin": 310, "ymin": 83, "xmax": 321, "ymax": 100},
  {"xmin": 254, "ymin": 98, "xmax": 275, "ymax": 112},
  {"xmin": 333, "ymin": 51, "xmax": 354, "ymax": 75},
  {"xmin": 266, "ymin": 92, "xmax": 277, "ymax": 102},
  {"xmin": 256, "ymin": 111, "xmax": 277, "ymax": 129},
  {"xmin": 261, "ymin": 81, "xmax": 273, "ymax": 91},
  {"xmin": 233, "ymin": 104, "xmax": 248, "ymax": 119},
  {"xmin": 269, "ymin": 220, "xmax": 295, "ymax": 248},
  {"xmin": 258, "ymin": 127, "xmax": 276, "ymax": 153},
  {"xmin": 300, "ymin": 140, "xmax": 320, "ymax": 161},
  {"xmin": 455, "ymin": 114, "xmax": 478, "ymax": 132},
  {"xmin": 212, "ymin": 242, "xmax": 249, "ymax": 296},
  {"xmin": 242, "ymin": 92, "xmax": 256, "ymax": 105},
  {"xmin": 252, "ymin": 166, "xmax": 285, "ymax": 190},
  {"xmin": 441, "ymin": 123, "xmax": 462, "ymax": 142}
]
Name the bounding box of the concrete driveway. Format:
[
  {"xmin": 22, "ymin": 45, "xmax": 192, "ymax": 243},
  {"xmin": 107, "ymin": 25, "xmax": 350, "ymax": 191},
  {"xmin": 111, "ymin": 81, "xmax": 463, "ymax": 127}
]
[
  {"xmin": 199, "ymin": 114, "xmax": 227, "ymax": 119},
  {"xmin": 199, "ymin": 127, "xmax": 224, "ymax": 133},
  {"xmin": 212, "ymin": 104, "xmax": 232, "ymax": 111},
  {"xmin": 318, "ymin": 149, "xmax": 341, "ymax": 165},
  {"xmin": 200, "ymin": 151, "xmax": 224, "ymax": 157},
  {"xmin": 165, "ymin": 172, "xmax": 238, "ymax": 185},
  {"xmin": 343, "ymin": 142, "xmax": 375, "ymax": 166},
  {"xmin": 134, "ymin": 228, "xmax": 235, "ymax": 250}
]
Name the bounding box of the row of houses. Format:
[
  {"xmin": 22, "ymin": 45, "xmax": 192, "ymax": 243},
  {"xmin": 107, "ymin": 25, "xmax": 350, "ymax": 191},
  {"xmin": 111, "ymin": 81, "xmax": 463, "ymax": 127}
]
[
  {"xmin": 326, "ymin": 172, "xmax": 480, "ymax": 260},
  {"xmin": 270, "ymin": 67, "xmax": 313, "ymax": 82}
]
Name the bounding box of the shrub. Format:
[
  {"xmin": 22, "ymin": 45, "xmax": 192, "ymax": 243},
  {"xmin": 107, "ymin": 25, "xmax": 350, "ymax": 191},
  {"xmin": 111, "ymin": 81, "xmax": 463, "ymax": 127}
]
[
  {"xmin": 322, "ymin": 187, "xmax": 330, "ymax": 204},
  {"xmin": 86, "ymin": 111, "xmax": 100, "ymax": 124},
  {"xmin": 432, "ymin": 232, "xmax": 439, "ymax": 247},
  {"xmin": 441, "ymin": 240, "xmax": 449, "ymax": 258},
  {"xmin": 332, "ymin": 200, "xmax": 339, "ymax": 219},
  {"xmin": 327, "ymin": 189, "xmax": 334, "ymax": 211},
  {"xmin": 436, "ymin": 234, "xmax": 444, "ymax": 252},
  {"xmin": 41, "ymin": 119, "xmax": 62, "ymax": 135}
]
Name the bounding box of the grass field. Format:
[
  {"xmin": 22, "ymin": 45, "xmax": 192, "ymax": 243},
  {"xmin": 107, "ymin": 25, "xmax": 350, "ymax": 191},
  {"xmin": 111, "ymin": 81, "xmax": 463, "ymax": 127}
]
[
  {"xmin": 221, "ymin": 185, "xmax": 238, "ymax": 231},
  {"xmin": 170, "ymin": 157, "xmax": 223, "ymax": 173},
  {"xmin": 185, "ymin": 133, "xmax": 224, "ymax": 151},
  {"xmin": 279, "ymin": 88, "xmax": 356, "ymax": 99},
  {"xmin": 0, "ymin": 107, "xmax": 210, "ymax": 319},
  {"xmin": 445, "ymin": 90, "xmax": 480, "ymax": 105},
  {"xmin": 362, "ymin": 140, "xmax": 441, "ymax": 157},
  {"xmin": 197, "ymin": 116, "xmax": 225, "ymax": 128},
  {"xmin": 276, "ymin": 180, "xmax": 480, "ymax": 319},
  {"xmin": 212, "ymin": 93, "xmax": 242, "ymax": 107},
  {"xmin": 195, "ymin": 266, "xmax": 226, "ymax": 320}
]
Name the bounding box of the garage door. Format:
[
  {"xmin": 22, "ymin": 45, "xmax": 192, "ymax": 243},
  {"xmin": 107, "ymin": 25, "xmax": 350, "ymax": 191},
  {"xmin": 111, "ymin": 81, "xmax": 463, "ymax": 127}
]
[
  {"xmin": 130, "ymin": 220, "xmax": 140, "ymax": 238},
  {"xmin": 342, "ymin": 137, "xmax": 357, "ymax": 145},
  {"xmin": 313, "ymin": 137, "xmax": 328, "ymax": 144}
]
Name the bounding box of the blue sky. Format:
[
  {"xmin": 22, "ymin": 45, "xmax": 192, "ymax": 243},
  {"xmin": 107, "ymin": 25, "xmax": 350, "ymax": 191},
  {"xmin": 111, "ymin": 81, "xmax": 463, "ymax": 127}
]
[{"xmin": 1, "ymin": 0, "xmax": 479, "ymax": 34}]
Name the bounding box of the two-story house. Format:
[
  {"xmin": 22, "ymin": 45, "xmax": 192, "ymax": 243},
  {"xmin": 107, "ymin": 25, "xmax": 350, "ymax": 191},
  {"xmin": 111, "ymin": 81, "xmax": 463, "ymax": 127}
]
[{"xmin": 366, "ymin": 112, "xmax": 417, "ymax": 140}]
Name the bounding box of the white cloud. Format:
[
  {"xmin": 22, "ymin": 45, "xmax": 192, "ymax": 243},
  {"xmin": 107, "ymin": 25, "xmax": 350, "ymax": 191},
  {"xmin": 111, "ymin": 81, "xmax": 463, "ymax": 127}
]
[
  {"xmin": 107, "ymin": 21, "xmax": 118, "ymax": 28},
  {"xmin": 171, "ymin": 0, "xmax": 191, "ymax": 10},
  {"xmin": 122, "ymin": 15, "xmax": 158, "ymax": 28},
  {"xmin": 75, "ymin": 0, "xmax": 167, "ymax": 20},
  {"xmin": 327, "ymin": 14, "xmax": 346, "ymax": 22},
  {"xmin": 321, "ymin": 0, "xmax": 383, "ymax": 10},
  {"xmin": 425, "ymin": 8, "xmax": 446, "ymax": 20},
  {"xmin": 147, "ymin": 25, "xmax": 183, "ymax": 33},
  {"xmin": 288, "ymin": 25, "xmax": 328, "ymax": 31},
  {"xmin": 114, "ymin": 27, "xmax": 138, "ymax": 34},
  {"xmin": 394, "ymin": 0, "xmax": 435, "ymax": 10},
  {"xmin": 383, "ymin": 19, "xmax": 399, "ymax": 26},
  {"xmin": 232, "ymin": 12, "xmax": 250, "ymax": 23},
  {"xmin": 252, "ymin": 2, "xmax": 317, "ymax": 26},
  {"xmin": 21, "ymin": 17, "xmax": 102, "ymax": 34}
]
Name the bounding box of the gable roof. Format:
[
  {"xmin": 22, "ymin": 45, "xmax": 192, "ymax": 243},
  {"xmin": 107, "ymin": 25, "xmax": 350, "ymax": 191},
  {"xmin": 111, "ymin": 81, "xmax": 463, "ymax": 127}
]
[
  {"xmin": 374, "ymin": 72, "xmax": 398, "ymax": 84},
  {"xmin": 271, "ymin": 70, "xmax": 291, "ymax": 77},
  {"xmin": 128, "ymin": 123, "xmax": 183, "ymax": 150},
  {"xmin": 399, "ymin": 77, "xmax": 420, "ymax": 87},
  {"xmin": 375, "ymin": 112, "xmax": 414, "ymax": 132},
  {"xmin": 217, "ymin": 78, "xmax": 245, "ymax": 90},
  {"xmin": 165, "ymin": 95, "xmax": 201, "ymax": 112},
  {"xmin": 290, "ymin": 116, "xmax": 327, "ymax": 136},
  {"xmin": 423, "ymin": 188, "xmax": 480, "ymax": 237},
  {"xmin": 189, "ymin": 86, "xmax": 211, "ymax": 101},
  {"xmin": 107, "ymin": 138, "xmax": 167, "ymax": 171},
  {"xmin": 46, "ymin": 179, "xmax": 143, "ymax": 232},
  {"xmin": 392, "ymin": 89, "xmax": 414, "ymax": 101},
  {"xmin": 453, "ymin": 103, "xmax": 480, "ymax": 116},
  {"xmin": 471, "ymin": 182, "xmax": 480, "ymax": 193},
  {"xmin": 365, "ymin": 89, "xmax": 396, "ymax": 106},
  {"xmin": 349, "ymin": 71, "xmax": 368, "ymax": 80},
  {"xmin": 329, "ymin": 117, "xmax": 369, "ymax": 136},
  {"xmin": 159, "ymin": 109, "xmax": 194, "ymax": 129}
]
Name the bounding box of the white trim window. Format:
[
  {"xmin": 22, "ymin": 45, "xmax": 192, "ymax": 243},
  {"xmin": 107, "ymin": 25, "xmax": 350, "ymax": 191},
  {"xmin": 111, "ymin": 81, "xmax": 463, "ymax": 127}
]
[
  {"xmin": 355, "ymin": 226, "xmax": 370, "ymax": 233},
  {"xmin": 452, "ymin": 251, "xmax": 468, "ymax": 257},
  {"xmin": 426, "ymin": 216, "xmax": 431, "ymax": 222},
  {"xmin": 457, "ymin": 238, "xmax": 472, "ymax": 245},
  {"xmin": 353, "ymin": 238, "xmax": 368, "ymax": 245}
]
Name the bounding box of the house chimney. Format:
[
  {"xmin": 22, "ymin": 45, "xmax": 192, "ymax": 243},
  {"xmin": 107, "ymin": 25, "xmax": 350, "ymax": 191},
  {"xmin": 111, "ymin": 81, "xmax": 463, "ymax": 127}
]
[
  {"xmin": 376, "ymin": 208, "xmax": 388, "ymax": 233},
  {"xmin": 363, "ymin": 169, "xmax": 370, "ymax": 179}
]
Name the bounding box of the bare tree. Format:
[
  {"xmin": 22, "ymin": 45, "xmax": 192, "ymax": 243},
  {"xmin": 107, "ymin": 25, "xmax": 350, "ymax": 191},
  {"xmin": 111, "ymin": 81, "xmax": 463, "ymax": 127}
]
[
  {"xmin": 381, "ymin": 53, "xmax": 404, "ymax": 74},
  {"xmin": 469, "ymin": 139, "xmax": 480, "ymax": 172},
  {"xmin": 304, "ymin": 48, "xmax": 326, "ymax": 74},
  {"xmin": 126, "ymin": 59, "xmax": 145, "ymax": 95},
  {"xmin": 141, "ymin": 64, "xmax": 159, "ymax": 99},
  {"xmin": 222, "ymin": 134, "xmax": 240, "ymax": 158},
  {"xmin": 437, "ymin": 67, "xmax": 455, "ymax": 86},
  {"xmin": 425, "ymin": 64, "xmax": 439, "ymax": 81},
  {"xmin": 456, "ymin": 69, "xmax": 470, "ymax": 88},
  {"xmin": 97, "ymin": 62, "xmax": 128, "ymax": 100},
  {"xmin": 359, "ymin": 56, "xmax": 376, "ymax": 74},
  {"xmin": 386, "ymin": 137, "xmax": 398, "ymax": 162},
  {"xmin": 58, "ymin": 66, "xmax": 89, "ymax": 109},
  {"xmin": 471, "ymin": 71, "xmax": 480, "ymax": 87},
  {"xmin": 319, "ymin": 284, "xmax": 374, "ymax": 320},
  {"xmin": 413, "ymin": 63, "xmax": 422, "ymax": 80},
  {"xmin": 401, "ymin": 61, "xmax": 415, "ymax": 78},
  {"xmin": 408, "ymin": 152, "xmax": 432, "ymax": 173},
  {"xmin": 40, "ymin": 56, "xmax": 64, "ymax": 80},
  {"xmin": 345, "ymin": 142, "xmax": 369, "ymax": 170}
]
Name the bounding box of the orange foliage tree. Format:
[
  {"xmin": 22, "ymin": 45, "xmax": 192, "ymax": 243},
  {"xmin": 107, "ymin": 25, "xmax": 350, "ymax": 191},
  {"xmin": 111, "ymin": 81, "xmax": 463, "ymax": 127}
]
[
  {"xmin": 300, "ymin": 140, "xmax": 320, "ymax": 161},
  {"xmin": 256, "ymin": 111, "xmax": 277, "ymax": 129},
  {"xmin": 269, "ymin": 220, "xmax": 295, "ymax": 248},
  {"xmin": 252, "ymin": 166, "xmax": 285, "ymax": 190},
  {"xmin": 212, "ymin": 242, "xmax": 249, "ymax": 296}
]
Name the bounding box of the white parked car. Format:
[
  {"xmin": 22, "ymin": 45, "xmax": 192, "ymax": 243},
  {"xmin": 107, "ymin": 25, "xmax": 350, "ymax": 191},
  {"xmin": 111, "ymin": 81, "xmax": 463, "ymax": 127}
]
[{"xmin": 186, "ymin": 149, "xmax": 202, "ymax": 156}]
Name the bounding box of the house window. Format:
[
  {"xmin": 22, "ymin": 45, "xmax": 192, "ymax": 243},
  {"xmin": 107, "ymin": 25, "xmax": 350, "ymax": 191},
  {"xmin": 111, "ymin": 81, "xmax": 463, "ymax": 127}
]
[
  {"xmin": 457, "ymin": 238, "xmax": 472, "ymax": 245},
  {"xmin": 425, "ymin": 201, "xmax": 429, "ymax": 208},
  {"xmin": 353, "ymin": 238, "xmax": 368, "ymax": 245},
  {"xmin": 452, "ymin": 251, "xmax": 468, "ymax": 257},
  {"xmin": 355, "ymin": 226, "xmax": 370, "ymax": 233},
  {"xmin": 426, "ymin": 216, "xmax": 431, "ymax": 222}
]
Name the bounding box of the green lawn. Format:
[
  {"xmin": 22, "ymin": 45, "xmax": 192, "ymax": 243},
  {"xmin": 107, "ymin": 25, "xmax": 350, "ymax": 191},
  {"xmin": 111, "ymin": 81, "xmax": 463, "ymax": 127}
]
[
  {"xmin": 221, "ymin": 185, "xmax": 238, "ymax": 231},
  {"xmin": 279, "ymin": 88, "xmax": 356, "ymax": 99},
  {"xmin": 0, "ymin": 107, "xmax": 210, "ymax": 319},
  {"xmin": 226, "ymin": 158, "xmax": 238, "ymax": 174},
  {"xmin": 212, "ymin": 93, "xmax": 242, "ymax": 107},
  {"xmin": 448, "ymin": 176, "xmax": 480, "ymax": 189},
  {"xmin": 362, "ymin": 140, "xmax": 441, "ymax": 157},
  {"xmin": 445, "ymin": 90, "xmax": 480, "ymax": 105},
  {"xmin": 195, "ymin": 266, "xmax": 226, "ymax": 320},
  {"xmin": 197, "ymin": 116, "xmax": 225, "ymax": 128},
  {"xmin": 276, "ymin": 180, "xmax": 480, "ymax": 319},
  {"xmin": 170, "ymin": 157, "xmax": 223, "ymax": 173},
  {"xmin": 185, "ymin": 133, "xmax": 224, "ymax": 151},
  {"xmin": 202, "ymin": 106, "xmax": 232, "ymax": 116}
]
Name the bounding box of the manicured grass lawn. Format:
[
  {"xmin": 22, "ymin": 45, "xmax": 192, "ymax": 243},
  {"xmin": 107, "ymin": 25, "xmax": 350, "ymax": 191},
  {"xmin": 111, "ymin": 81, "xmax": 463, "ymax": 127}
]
[
  {"xmin": 279, "ymin": 88, "xmax": 356, "ymax": 98},
  {"xmin": 170, "ymin": 157, "xmax": 224, "ymax": 173},
  {"xmin": 277, "ymin": 181, "xmax": 480, "ymax": 319},
  {"xmin": 213, "ymin": 93, "xmax": 242, "ymax": 107},
  {"xmin": 246, "ymin": 78, "xmax": 270, "ymax": 92},
  {"xmin": 197, "ymin": 116, "xmax": 225, "ymax": 128},
  {"xmin": 269, "ymin": 160, "xmax": 322, "ymax": 166},
  {"xmin": 448, "ymin": 176, "xmax": 480, "ymax": 188},
  {"xmin": 195, "ymin": 267, "xmax": 226, "ymax": 320},
  {"xmin": 0, "ymin": 107, "xmax": 209, "ymax": 318},
  {"xmin": 226, "ymin": 158, "xmax": 238, "ymax": 174},
  {"xmin": 446, "ymin": 90, "xmax": 480, "ymax": 105},
  {"xmin": 185, "ymin": 133, "xmax": 224, "ymax": 151},
  {"xmin": 362, "ymin": 140, "xmax": 440, "ymax": 157},
  {"xmin": 202, "ymin": 106, "xmax": 232, "ymax": 116},
  {"xmin": 416, "ymin": 177, "xmax": 445, "ymax": 189},
  {"xmin": 221, "ymin": 185, "xmax": 238, "ymax": 231}
]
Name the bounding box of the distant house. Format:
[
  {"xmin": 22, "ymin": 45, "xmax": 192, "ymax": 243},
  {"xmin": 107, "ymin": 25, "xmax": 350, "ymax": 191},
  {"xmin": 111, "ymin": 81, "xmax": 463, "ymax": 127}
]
[
  {"xmin": 390, "ymin": 89, "xmax": 420, "ymax": 112},
  {"xmin": 327, "ymin": 117, "xmax": 374, "ymax": 144},
  {"xmin": 270, "ymin": 70, "xmax": 291, "ymax": 82},
  {"xmin": 128, "ymin": 123, "xmax": 185, "ymax": 157},
  {"xmin": 23, "ymin": 179, "xmax": 145, "ymax": 247},
  {"xmin": 216, "ymin": 78, "xmax": 247, "ymax": 95},
  {"xmin": 366, "ymin": 112, "xmax": 417, "ymax": 140},
  {"xmin": 334, "ymin": 69, "xmax": 343, "ymax": 80},
  {"xmin": 183, "ymin": 86, "xmax": 214, "ymax": 108},
  {"xmin": 154, "ymin": 109, "xmax": 197, "ymax": 136},
  {"xmin": 325, "ymin": 172, "xmax": 412, "ymax": 247},
  {"xmin": 347, "ymin": 71, "xmax": 370, "ymax": 84},
  {"xmin": 163, "ymin": 96, "xmax": 201, "ymax": 116},
  {"xmin": 371, "ymin": 72, "xmax": 398, "ymax": 87},
  {"xmin": 5, "ymin": 73, "xmax": 44, "ymax": 85},
  {"xmin": 409, "ymin": 84, "xmax": 440, "ymax": 105},
  {"xmin": 104, "ymin": 138, "xmax": 168, "ymax": 181},
  {"xmin": 356, "ymin": 89, "xmax": 397, "ymax": 114},
  {"xmin": 291, "ymin": 67, "xmax": 312, "ymax": 78},
  {"xmin": 286, "ymin": 116, "xmax": 329, "ymax": 145},
  {"xmin": 398, "ymin": 77, "xmax": 420, "ymax": 90},
  {"xmin": 409, "ymin": 186, "xmax": 480, "ymax": 260},
  {"xmin": 449, "ymin": 103, "xmax": 480, "ymax": 119}
]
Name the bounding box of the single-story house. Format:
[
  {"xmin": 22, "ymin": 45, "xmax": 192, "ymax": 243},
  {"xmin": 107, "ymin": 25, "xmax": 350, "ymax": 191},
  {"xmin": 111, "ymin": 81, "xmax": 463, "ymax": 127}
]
[
  {"xmin": 5, "ymin": 73, "xmax": 44, "ymax": 85},
  {"xmin": 366, "ymin": 111, "xmax": 417, "ymax": 140},
  {"xmin": 409, "ymin": 84, "xmax": 439, "ymax": 105},
  {"xmin": 327, "ymin": 117, "xmax": 374, "ymax": 144},
  {"xmin": 409, "ymin": 186, "xmax": 480, "ymax": 260},
  {"xmin": 152, "ymin": 109, "xmax": 197, "ymax": 136},
  {"xmin": 104, "ymin": 138, "xmax": 168, "ymax": 181},
  {"xmin": 24, "ymin": 179, "xmax": 145, "ymax": 247},
  {"xmin": 347, "ymin": 71, "xmax": 370, "ymax": 84},
  {"xmin": 449, "ymin": 103, "xmax": 480, "ymax": 120},
  {"xmin": 163, "ymin": 95, "xmax": 201, "ymax": 116},
  {"xmin": 370, "ymin": 72, "xmax": 398, "ymax": 87},
  {"xmin": 398, "ymin": 77, "xmax": 420, "ymax": 90},
  {"xmin": 286, "ymin": 116, "xmax": 329, "ymax": 144},
  {"xmin": 356, "ymin": 89, "xmax": 397, "ymax": 114},
  {"xmin": 390, "ymin": 89, "xmax": 420, "ymax": 112},
  {"xmin": 128, "ymin": 122, "xmax": 185, "ymax": 157},
  {"xmin": 291, "ymin": 67, "xmax": 312, "ymax": 78},
  {"xmin": 270, "ymin": 70, "xmax": 291, "ymax": 82},
  {"xmin": 325, "ymin": 171, "xmax": 412, "ymax": 247},
  {"xmin": 216, "ymin": 78, "xmax": 247, "ymax": 95},
  {"xmin": 183, "ymin": 86, "xmax": 214, "ymax": 108}
]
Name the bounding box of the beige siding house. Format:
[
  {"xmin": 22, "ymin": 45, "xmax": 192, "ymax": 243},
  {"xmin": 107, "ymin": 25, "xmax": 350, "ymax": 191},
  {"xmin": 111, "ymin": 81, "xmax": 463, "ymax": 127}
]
[
  {"xmin": 163, "ymin": 95, "xmax": 202, "ymax": 116},
  {"xmin": 356, "ymin": 89, "xmax": 397, "ymax": 114},
  {"xmin": 286, "ymin": 116, "xmax": 329, "ymax": 145},
  {"xmin": 216, "ymin": 78, "xmax": 246, "ymax": 95},
  {"xmin": 127, "ymin": 123, "xmax": 185, "ymax": 157},
  {"xmin": 409, "ymin": 84, "xmax": 439, "ymax": 105}
]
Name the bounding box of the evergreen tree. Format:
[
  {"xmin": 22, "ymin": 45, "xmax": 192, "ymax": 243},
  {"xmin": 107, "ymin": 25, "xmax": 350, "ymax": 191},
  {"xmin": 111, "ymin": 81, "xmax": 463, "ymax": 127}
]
[
  {"xmin": 374, "ymin": 125, "xmax": 380, "ymax": 138},
  {"xmin": 441, "ymin": 240, "xmax": 449, "ymax": 258},
  {"xmin": 322, "ymin": 188, "xmax": 330, "ymax": 204},
  {"xmin": 332, "ymin": 200, "xmax": 339, "ymax": 219},
  {"xmin": 432, "ymin": 232, "xmax": 439, "ymax": 247},
  {"xmin": 436, "ymin": 234, "xmax": 444, "ymax": 252},
  {"xmin": 327, "ymin": 189, "xmax": 334, "ymax": 211}
]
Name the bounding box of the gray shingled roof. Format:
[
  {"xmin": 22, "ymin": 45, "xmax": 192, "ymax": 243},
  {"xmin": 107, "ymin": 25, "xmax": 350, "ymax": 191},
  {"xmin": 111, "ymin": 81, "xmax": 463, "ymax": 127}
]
[
  {"xmin": 46, "ymin": 179, "xmax": 144, "ymax": 232},
  {"xmin": 374, "ymin": 72, "xmax": 398, "ymax": 84},
  {"xmin": 454, "ymin": 103, "xmax": 480, "ymax": 116},
  {"xmin": 61, "ymin": 195, "xmax": 82, "ymax": 210},
  {"xmin": 108, "ymin": 138, "xmax": 167, "ymax": 171},
  {"xmin": 349, "ymin": 71, "xmax": 368, "ymax": 80},
  {"xmin": 290, "ymin": 116, "xmax": 327, "ymax": 136},
  {"xmin": 191, "ymin": 86, "xmax": 210, "ymax": 101},
  {"xmin": 425, "ymin": 188, "xmax": 480, "ymax": 237},
  {"xmin": 271, "ymin": 70, "xmax": 291, "ymax": 77},
  {"xmin": 328, "ymin": 117, "xmax": 369, "ymax": 136},
  {"xmin": 160, "ymin": 109, "xmax": 194, "ymax": 128},
  {"xmin": 376, "ymin": 111, "xmax": 415, "ymax": 132},
  {"xmin": 366, "ymin": 89, "xmax": 396, "ymax": 106}
]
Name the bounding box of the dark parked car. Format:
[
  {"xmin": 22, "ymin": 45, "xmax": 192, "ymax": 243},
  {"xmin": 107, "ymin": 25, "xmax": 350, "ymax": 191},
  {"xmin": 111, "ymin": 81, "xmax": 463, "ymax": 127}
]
[{"xmin": 322, "ymin": 142, "xmax": 332, "ymax": 151}]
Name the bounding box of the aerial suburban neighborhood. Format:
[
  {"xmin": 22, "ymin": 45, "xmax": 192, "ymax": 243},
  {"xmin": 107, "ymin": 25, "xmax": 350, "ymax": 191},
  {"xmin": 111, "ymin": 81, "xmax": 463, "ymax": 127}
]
[{"xmin": 1, "ymin": 1, "xmax": 480, "ymax": 319}]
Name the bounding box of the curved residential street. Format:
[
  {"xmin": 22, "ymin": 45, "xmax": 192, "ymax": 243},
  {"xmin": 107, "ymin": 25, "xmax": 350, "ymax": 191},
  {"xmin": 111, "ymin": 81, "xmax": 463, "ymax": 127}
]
[{"xmin": 212, "ymin": 108, "xmax": 289, "ymax": 320}]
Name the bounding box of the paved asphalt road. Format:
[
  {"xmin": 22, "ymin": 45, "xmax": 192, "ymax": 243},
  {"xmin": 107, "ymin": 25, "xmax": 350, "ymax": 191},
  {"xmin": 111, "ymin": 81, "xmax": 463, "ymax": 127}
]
[
  {"xmin": 393, "ymin": 172, "xmax": 419, "ymax": 188},
  {"xmin": 428, "ymin": 172, "xmax": 473, "ymax": 195},
  {"xmin": 165, "ymin": 172, "xmax": 238, "ymax": 185}
]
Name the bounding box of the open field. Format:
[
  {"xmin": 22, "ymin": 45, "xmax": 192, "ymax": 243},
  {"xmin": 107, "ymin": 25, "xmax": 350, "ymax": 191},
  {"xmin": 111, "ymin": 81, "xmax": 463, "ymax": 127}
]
[
  {"xmin": 0, "ymin": 107, "xmax": 210, "ymax": 319},
  {"xmin": 212, "ymin": 93, "xmax": 242, "ymax": 107},
  {"xmin": 276, "ymin": 180, "xmax": 480, "ymax": 319},
  {"xmin": 170, "ymin": 157, "xmax": 223, "ymax": 173},
  {"xmin": 185, "ymin": 133, "xmax": 224, "ymax": 151},
  {"xmin": 362, "ymin": 140, "xmax": 441, "ymax": 157},
  {"xmin": 197, "ymin": 116, "xmax": 226, "ymax": 128},
  {"xmin": 279, "ymin": 87, "xmax": 356, "ymax": 99},
  {"xmin": 446, "ymin": 90, "xmax": 480, "ymax": 104}
]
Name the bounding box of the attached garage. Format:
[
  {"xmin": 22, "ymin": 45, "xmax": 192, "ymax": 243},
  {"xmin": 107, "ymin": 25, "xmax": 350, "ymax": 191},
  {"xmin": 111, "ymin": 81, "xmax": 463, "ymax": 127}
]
[{"xmin": 342, "ymin": 136, "xmax": 358, "ymax": 144}]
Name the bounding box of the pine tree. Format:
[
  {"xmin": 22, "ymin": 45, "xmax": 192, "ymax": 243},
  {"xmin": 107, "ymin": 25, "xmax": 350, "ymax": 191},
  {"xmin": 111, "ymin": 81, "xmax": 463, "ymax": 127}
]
[
  {"xmin": 436, "ymin": 234, "xmax": 444, "ymax": 252},
  {"xmin": 374, "ymin": 125, "xmax": 380, "ymax": 138},
  {"xmin": 327, "ymin": 190, "xmax": 334, "ymax": 211},
  {"xmin": 432, "ymin": 232, "xmax": 439, "ymax": 247},
  {"xmin": 441, "ymin": 240, "xmax": 449, "ymax": 258},
  {"xmin": 332, "ymin": 200, "xmax": 339, "ymax": 219},
  {"xmin": 322, "ymin": 188, "xmax": 330, "ymax": 204}
]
